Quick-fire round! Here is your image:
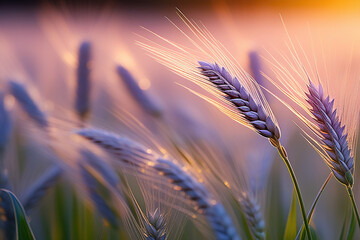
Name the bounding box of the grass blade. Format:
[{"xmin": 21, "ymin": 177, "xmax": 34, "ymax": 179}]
[
  {"xmin": 283, "ymin": 189, "xmax": 297, "ymax": 240},
  {"xmin": 346, "ymin": 210, "xmax": 356, "ymax": 240},
  {"xmin": 1, "ymin": 189, "xmax": 35, "ymax": 240}
]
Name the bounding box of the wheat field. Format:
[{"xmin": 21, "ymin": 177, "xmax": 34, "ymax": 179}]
[{"xmin": 0, "ymin": 2, "xmax": 360, "ymax": 239}]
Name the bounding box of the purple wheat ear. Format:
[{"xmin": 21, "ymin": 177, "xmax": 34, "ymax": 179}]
[
  {"xmin": 75, "ymin": 41, "xmax": 91, "ymax": 122},
  {"xmin": 79, "ymin": 148, "xmax": 126, "ymax": 228},
  {"xmin": 306, "ymin": 81, "xmax": 354, "ymax": 186},
  {"xmin": 198, "ymin": 61, "xmax": 280, "ymax": 142},
  {"xmin": 8, "ymin": 80, "xmax": 48, "ymax": 128},
  {"xmin": 145, "ymin": 208, "xmax": 167, "ymax": 240},
  {"xmin": 116, "ymin": 65, "xmax": 162, "ymax": 117},
  {"xmin": 238, "ymin": 192, "xmax": 265, "ymax": 240}
]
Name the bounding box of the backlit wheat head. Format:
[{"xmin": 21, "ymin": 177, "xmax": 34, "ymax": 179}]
[
  {"xmin": 138, "ymin": 11, "xmax": 280, "ymax": 146},
  {"xmin": 265, "ymin": 38, "xmax": 360, "ymax": 187}
]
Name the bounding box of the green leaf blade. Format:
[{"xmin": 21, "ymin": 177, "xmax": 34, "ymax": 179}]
[
  {"xmin": 346, "ymin": 210, "xmax": 356, "ymax": 240},
  {"xmin": 284, "ymin": 189, "xmax": 297, "ymax": 240},
  {"xmin": 1, "ymin": 189, "xmax": 35, "ymax": 240}
]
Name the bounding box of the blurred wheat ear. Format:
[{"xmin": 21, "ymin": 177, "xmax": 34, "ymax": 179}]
[
  {"xmin": 82, "ymin": 149, "xmax": 121, "ymax": 191},
  {"xmin": 145, "ymin": 208, "xmax": 167, "ymax": 240},
  {"xmin": 79, "ymin": 149, "xmax": 124, "ymax": 228},
  {"xmin": 8, "ymin": 80, "xmax": 48, "ymax": 128},
  {"xmin": 21, "ymin": 165, "xmax": 62, "ymax": 211},
  {"xmin": 80, "ymin": 163, "xmax": 120, "ymax": 228},
  {"xmin": 239, "ymin": 192, "xmax": 265, "ymax": 240},
  {"xmin": 248, "ymin": 51, "xmax": 265, "ymax": 88},
  {"xmin": 75, "ymin": 41, "xmax": 91, "ymax": 122},
  {"xmin": 116, "ymin": 65, "xmax": 162, "ymax": 117}
]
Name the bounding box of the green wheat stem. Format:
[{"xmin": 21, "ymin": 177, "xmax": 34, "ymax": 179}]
[
  {"xmin": 347, "ymin": 186, "xmax": 360, "ymax": 228},
  {"xmin": 295, "ymin": 172, "xmax": 333, "ymax": 240},
  {"xmin": 276, "ymin": 143, "xmax": 312, "ymax": 240}
]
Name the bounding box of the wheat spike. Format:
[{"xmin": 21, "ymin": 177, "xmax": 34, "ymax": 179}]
[
  {"xmin": 75, "ymin": 128, "xmax": 151, "ymax": 169},
  {"xmin": 75, "ymin": 41, "xmax": 91, "ymax": 121},
  {"xmin": 116, "ymin": 65, "xmax": 162, "ymax": 117},
  {"xmin": 248, "ymin": 51, "xmax": 265, "ymax": 88},
  {"xmin": 198, "ymin": 61, "xmax": 280, "ymax": 142},
  {"xmin": 8, "ymin": 80, "xmax": 48, "ymax": 128},
  {"xmin": 145, "ymin": 208, "xmax": 167, "ymax": 240},
  {"xmin": 81, "ymin": 149, "xmax": 120, "ymax": 190},
  {"xmin": 78, "ymin": 148, "xmax": 126, "ymax": 228},
  {"xmin": 306, "ymin": 81, "xmax": 354, "ymax": 186},
  {"xmin": 239, "ymin": 192, "xmax": 265, "ymax": 240},
  {"xmin": 79, "ymin": 161, "xmax": 120, "ymax": 228},
  {"xmin": 21, "ymin": 165, "xmax": 62, "ymax": 211}
]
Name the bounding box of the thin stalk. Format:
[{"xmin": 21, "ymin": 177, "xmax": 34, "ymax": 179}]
[
  {"xmin": 276, "ymin": 143, "xmax": 312, "ymax": 240},
  {"xmin": 295, "ymin": 172, "xmax": 333, "ymax": 240},
  {"xmin": 347, "ymin": 186, "xmax": 360, "ymax": 228}
]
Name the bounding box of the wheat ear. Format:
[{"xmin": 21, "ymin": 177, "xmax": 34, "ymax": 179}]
[
  {"xmin": 306, "ymin": 81, "xmax": 360, "ymax": 227},
  {"xmin": 306, "ymin": 81, "xmax": 353, "ymax": 186},
  {"xmin": 239, "ymin": 193, "xmax": 265, "ymax": 240},
  {"xmin": 145, "ymin": 208, "xmax": 167, "ymax": 240},
  {"xmin": 78, "ymin": 149, "xmax": 125, "ymax": 227},
  {"xmin": 198, "ymin": 61, "xmax": 280, "ymax": 142},
  {"xmin": 116, "ymin": 65, "xmax": 162, "ymax": 117},
  {"xmin": 248, "ymin": 51, "xmax": 265, "ymax": 88},
  {"xmin": 79, "ymin": 162, "xmax": 119, "ymax": 227},
  {"xmin": 75, "ymin": 41, "xmax": 91, "ymax": 121},
  {"xmin": 75, "ymin": 128, "xmax": 154, "ymax": 170},
  {"xmin": 8, "ymin": 80, "xmax": 48, "ymax": 128},
  {"xmin": 21, "ymin": 165, "xmax": 62, "ymax": 211}
]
